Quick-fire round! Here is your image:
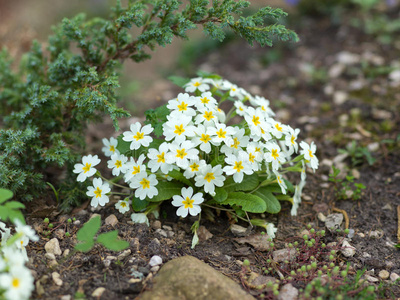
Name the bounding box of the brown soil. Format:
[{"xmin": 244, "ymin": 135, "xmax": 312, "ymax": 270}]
[{"xmin": 2, "ymin": 2, "xmax": 400, "ymax": 300}]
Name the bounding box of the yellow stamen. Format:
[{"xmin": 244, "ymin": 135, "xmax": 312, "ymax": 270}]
[
  {"xmin": 231, "ymin": 137, "xmax": 240, "ymax": 149},
  {"xmin": 216, "ymin": 128, "xmax": 226, "ymax": 139},
  {"xmin": 174, "ymin": 124, "xmax": 185, "ymax": 135},
  {"xmin": 203, "ymin": 111, "xmax": 214, "ymax": 121},
  {"xmin": 201, "ymin": 97, "xmax": 210, "ymax": 104},
  {"xmin": 233, "ymin": 161, "xmax": 244, "ymax": 172},
  {"xmin": 177, "ymin": 102, "xmax": 188, "ymax": 111},
  {"xmin": 309, "ymin": 150, "xmax": 314, "ymax": 158},
  {"xmin": 157, "ymin": 152, "xmax": 165, "ymax": 163},
  {"xmin": 275, "ymin": 123, "xmax": 283, "ymax": 132},
  {"xmin": 271, "ymin": 149, "xmax": 279, "ymax": 160},
  {"xmin": 82, "ymin": 163, "xmax": 91, "ymax": 173},
  {"xmin": 182, "ymin": 196, "xmax": 194, "ymax": 209},
  {"xmin": 12, "ymin": 278, "xmax": 20, "ymax": 288},
  {"xmin": 109, "ymin": 145, "xmax": 116, "ymax": 153},
  {"xmin": 291, "ymin": 135, "xmax": 295, "ymax": 144},
  {"xmin": 190, "ymin": 162, "xmax": 200, "ymax": 172},
  {"xmin": 94, "ymin": 187, "xmax": 102, "ymax": 198},
  {"xmin": 200, "ymin": 134, "xmax": 211, "ymax": 144},
  {"xmin": 204, "ymin": 172, "xmax": 215, "ymax": 182},
  {"xmin": 193, "ymin": 82, "xmax": 201, "ymax": 87},
  {"xmin": 134, "ymin": 132, "xmax": 144, "ymax": 141},
  {"xmin": 176, "ymin": 149, "xmax": 188, "ymax": 159},
  {"xmin": 140, "ymin": 178, "xmax": 150, "ymax": 189},
  {"xmin": 115, "ymin": 160, "xmax": 122, "ymax": 168},
  {"xmin": 249, "ymin": 153, "xmax": 255, "ymax": 163},
  {"xmin": 132, "ymin": 166, "xmax": 141, "ymax": 174},
  {"xmin": 252, "ymin": 116, "xmax": 260, "ymax": 126}
]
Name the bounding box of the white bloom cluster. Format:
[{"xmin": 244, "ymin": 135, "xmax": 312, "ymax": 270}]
[
  {"xmin": 74, "ymin": 76, "xmax": 319, "ymax": 221},
  {"xmin": 0, "ymin": 220, "xmax": 38, "ymax": 300}
]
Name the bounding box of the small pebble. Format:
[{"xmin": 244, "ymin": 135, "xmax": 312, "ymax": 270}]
[
  {"xmin": 63, "ymin": 249, "xmax": 70, "ymax": 257},
  {"xmin": 341, "ymin": 240, "xmax": 356, "ymax": 257},
  {"xmin": 73, "ymin": 220, "xmax": 81, "ymax": 225},
  {"xmin": 45, "ymin": 253, "xmax": 56, "ymax": 261},
  {"xmin": 378, "ymin": 270, "xmax": 389, "ymax": 280},
  {"xmin": 357, "ymin": 233, "xmax": 365, "ymax": 238},
  {"xmin": 45, "ymin": 238, "xmax": 62, "ymax": 256},
  {"xmin": 155, "ymin": 229, "xmax": 168, "ymax": 238},
  {"xmin": 390, "ymin": 272, "xmax": 399, "ymax": 282},
  {"xmin": 118, "ymin": 249, "xmax": 131, "ymax": 261},
  {"xmin": 105, "ymin": 214, "xmax": 118, "ymax": 226},
  {"xmin": 365, "ymin": 275, "xmax": 379, "ymax": 283},
  {"xmin": 162, "ymin": 225, "xmax": 173, "ymax": 231},
  {"xmin": 152, "ymin": 220, "xmax": 162, "ymax": 230},
  {"xmin": 60, "ymin": 296, "xmax": 72, "ymax": 300},
  {"xmin": 149, "ymin": 255, "xmax": 163, "ymax": 267},
  {"xmin": 317, "ymin": 212, "xmax": 326, "ymax": 222},
  {"xmin": 150, "ymin": 266, "xmax": 160, "ymax": 272},
  {"xmin": 369, "ymin": 230, "xmax": 383, "ymax": 239},
  {"xmin": 52, "ymin": 272, "xmax": 63, "ymax": 286},
  {"xmin": 91, "ymin": 287, "xmax": 106, "ymax": 298}
]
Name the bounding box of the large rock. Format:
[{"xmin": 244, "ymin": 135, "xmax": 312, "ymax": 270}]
[{"xmin": 141, "ymin": 256, "xmax": 255, "ymax": 300}]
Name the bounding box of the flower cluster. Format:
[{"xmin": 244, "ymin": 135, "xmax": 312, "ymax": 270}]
[
  {"xmin": 0, "ymin": 220, "xmax": 38, "ymax": 300},
  {"xmin": 74, "ymin": 75, "xmax": 318, "ymax": 236}
]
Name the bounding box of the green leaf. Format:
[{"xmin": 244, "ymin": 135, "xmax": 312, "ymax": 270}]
[
  {"xmin": 253, "ymin": 187, "xmax": 281, "ymax": 214},
  {"xmin": 76, "ymin": 216, "xmax": 101, "ymax": 242},
  {"xmin": 222, "ymin": 192, "xmax": 266, "ymax": 213},
  {"xmin": 283, "ymin": 179, "xmax": 294, "ymax": 193},
  {"xmin": 212, "ymin": 187, "xmax": 228, "ymax": 203},
  {"xmin": 168, "ymin": 169, "xmax": 193, "ymax": 187},
  {"xmin": 146, "ymin": 180, "xmax": 184, "ymax": 202},
  {"xmin": 74, "ymin": 240, "xmax": 95, "ymax": 253},
  {"xmin": 0, "ymin": 188, "xmax": 13, "ymax": 204},
  {"xmin": 232, "ymin": 173, "xmax": 259, "ymax": 191},
  {"xmin": 4, "ymin": 201, "xmax": 26, "ymax": 210},
  {"xmin": 168, "ymin": 75, "xmax": 190, "ymax": 87},
  {"xmin": 131, "ymin": 196, "xmax": 149, "ymax": 212},
  {"xmin": 97, "ymin": 230, "xmax": 129, "ymax": 251}
]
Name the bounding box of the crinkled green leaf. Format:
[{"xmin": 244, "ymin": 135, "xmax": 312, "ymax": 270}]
[
  {"xmin": 0, "ymin": 189, "xmax": 13, "ymax": 204},
  {"xmin": 168, "ymin": 169, "xmax": 193, "ymax": 187},
  {"xmin": 146, "ymin": 180, "xmax": 184, "ymax": 202},
  {"xmin": 212, "ymin": 187, "xmax": 228, "ymax": 203},
  {"xmin": 222, "ymin": 192, "xmax": 266, "ymax": 213},
  {"xmin": 74, "ymin": 240, "xmax": 95, "ymax": 253},
  {"xmin": 76, "ymin": 215, "xmax": 101, "ymax": 242},
  {"xmin": 253, "ymin": 187, "xmax": 281, "ymax": 214},
  {"xmin": 97, "ymin": 230, "xmax": 129, "ymax": 251}
]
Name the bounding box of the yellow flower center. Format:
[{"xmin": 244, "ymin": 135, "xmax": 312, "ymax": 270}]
[
  {"xmin": 231, "ymin": 137, "xmax": 240, "ymax": 149},
  {"xmin": 204, "ymin": 172, "xmax": 215, "ymax": 182},
  {"xmin": 271, "ymin": 149, "xmax": 279, "ymax": 160},
  {"xmin": 252, "ymin": 116, "xmax": 260, "ymax": 126},
  {"xmin": 120, "ymin": 202, "xmax": 127, "ymax": 208},
  {"xmin": 200, "ymin": 134, "xmax": 210, "ymax": 144},
  {"xmin": 82, "ymin": 163, "xmax": 91, "ymax": 173},
  {"xmin": 134, "ymin": 131, "xmax": 144, "ymax": 141},
  {"xmin": 239, "ymin": 106, "xmax": 243, "ymax": 111},
  {"xmin": 201, "ymin": 97, "xmax": 210, "ymax": 104},
  {"xmin": 177, "ymin": 102, "xmax": 188, "ymax": 111},
  {"xmin": 261, "ymin": 105, "xmax": 266, "ymax": 111},
  {"xmin": 231, "ymin": 87, "xmax": 236, "ymax": 92},
  {"xmin": 132, "ymin": 166, "xmax": 141, "ymax": 174},
  {"xmin": 157, "ymin": 152, "xmax": 165, "ymax": 163},
  {"xmin": 233, "ymin": 161, "xmax": 244, "ymax": 172},
  {"xmin": 277, "ymin": 176, "xmax": 282, "ymax": 184},
  {"xmin": 190, "ymin": 162, "xmax": 200, "ymax": 172},
  {"xmin": 203, "ymin": 111, "xmax": 214, "ymax": 121},
  {"xmin": 309, "ymin": 149, "xmax": 314, "ymax": 158},
  {"xmin": 94, "ymin": 187, "xmax": 102, "ymax": 198},
  {"xmin": 249, "ymin": 153, "xmax": 255, "ymax": 163},
  {"xmin": 275, "ymin": 123, "xmax": 283, "ymax": 132},
  {"xmin": 109, "ymin": 145, "xmax": 116, "ymax": 153},
  {"xmin": 176, "ymin": 149, "xmax": 188, "ymax": 159},
  {"xmin": 115, "ymin": 160, "xmax": 122, "ymax": 168},
  {"xmin": 182, "ymin": 196, "xmax": 194, "ymax": 209},
  {"xmin": 12, "ymin": 278, "xmax": 20, "ymax": 288},
  {"xmin": 140, "ymin": 178, "xmax": 150, "ymax": 189},
  {"xmin": 255, "ymin": 147, "xmax": 261, "ymax": 152},
  {"xmin": 194, "ymin": 81, "xmax": 201, "ymax": 87},
  {"xmin": 291, "ymin": 135, "xmax": 295, "ymax": 144},
  {"xmin": 216, "ymin": 128, "xmax": 226, "ymax": 139},
  {"xmin": 174, "ymin": 124, "xmax": 185, "ymax": 135}
]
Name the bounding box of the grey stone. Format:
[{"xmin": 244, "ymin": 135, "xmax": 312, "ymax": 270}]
[
  {"xmin": 91, "ymin": 287, "xmax": 106, "ymax": 298},
  {"xmin": 140, "ymin": 256, "xmax": 255, "ymax": 300},
  {"xmin": 325, "ymin": 213, "xmax": 343, "ymax": 231},
  {"xmin": 52, "ymin": 272, "xmax": 63, "ymax": 286},
  {"xmin": 155, "ymin": 229, "xmax": 168, "ymax": 238},
  {"xmin": 152, "ymin": 220, "xmax": 162, "ymax": 230},
  {"xmin": 378, "ymin": 270, "xmax": 389, "ymax": 280},
  {"xmin": 149, "ymin": 255, "xmax": 163, "ymax": 267},
  {"xmin": 105, "ymin": 214, "xmax": 118, "ymax": 226},
  {"xmin": 197, "ymin": 226, "xmax": 213, "ymax": 241},
  {"xmin": 390, "ymin": 272, "xmax": 399, "ymax": 282},
  {"xmin": 45, "ymin": 238, "xmax": 62, "ymax": 256},
  {"xmin": 278, "ymin": 283, "xmax": 298, "ymax": 300},
  {"xmin": 273, "ymin": 249, "xmax": 296, "ymax": 262},
  {"xmin": 230, "ymin": 224, "xmax": 248, "ymax": 236},
  {"xmin": 118, "ymin": 249, "xmax": 131, "ymax": 261},
  {"xmin": 340, "ymin": 240, "xmax": 356, "ymax": 257}
]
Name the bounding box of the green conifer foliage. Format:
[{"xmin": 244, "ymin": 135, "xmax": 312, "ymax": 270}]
[{"xmin": 0, "ymin": 0, "xmax": 298, "ymax": 207}]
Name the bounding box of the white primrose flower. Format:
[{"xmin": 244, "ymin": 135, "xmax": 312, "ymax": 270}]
[
  {"xmin": 0, "ymin": 265, "xmax": 34, "ymax": 300},
  {"xmin": 194, "ymin": 107, "xmax": 218, "ymax": 126},
  {"xmin": 163, "ymin": 113, "xmax": 196, "ymax": 144},
  {"xmin": 73, "ymin": 154, "xmax": 101, "ymax": 182},
  {"xmin": 195, "ymin": 92, "xmax": 218, "ymax": 110},
  {"xmin": 130, "ymin": 173, "xmax": 158, "ymax": 200},
  {"xmin": 147, "ymin": 142, "xmax": 174, "ymax": 174},
  {"xmin": 166, "ymin": 141, "xmax": 199, "ymax": 169},
  {"xmin": 0, "ymin": 221, "xmax": 11, "ymax": 246},
  {"xmin": 284, "ymin": 126, "xmax": 301, "ymax": 155},
  {"xmin": 130, "ymin": 213, "xmax": 149, "ymax": 226},
  {"xmin": 250, "ymin": 95, "xmax": 275, "ymax": 117},
  {"xmin": 221, "ymin": 127, "xmax": 249, "ymax": 155},
  {"xmin": 184, "ymin": 77, "xmax": 210, "ymax": 93},
  {"xmin": 264, "ymin": 142, "xmax": 286, "ymax": 171},
  {"xmin": 167, "ymin": 93, "xmax": 196, "ymax": 116},
  {"xmin": 86, "ymin": 178, "xmax": 111, "ymax": 208},
  {"xmin": 223, "ymin": 152, "xmax": 253, "ymax": 183},
  {"xmin": 207, "ymin": 123, "xmax": 235, "ymax": 145},
  {"xmin": 300, "ymin": 141, "xmax": 319, "ymax": 171},
  {"xmin": 124, "ymin": 154, "xmax": 146, "ymax": 183},
  {"xmin": 221, "ymin": 80, "xmax": 242, "ymax": 98},
  {"xmin": 102, "ymin": 137, "xmax": 120, "ymax": 157},
  {"xmin": 274, "ymin": 170, "xmax": 287, "ymax": 194},
  {"xmin": 215, "ymin": 107, "xmax": 226, "ymax": 123},
  {"xmin": 183, "ymin": 159, "xmax": 207, "ymax": 179},
  {"xmin": 194, "ymin": 164, "xmax": 225, "ymax": 196},
  {"xmin": 171, "ymin": 187, "xmax": 204, "ymax": 217},
  {"xmin": 107, "ymin": 153, "xmax": 128, "ymax": 176},
  {"xmin": 292, "ymin": 178, "xmax": 306, "ymax": 216},
  {"xmin": 191, "ymin": 124, "xmax": 213, "ymax": 154},
  {"xmin": 115, "ymin": 198, "xmax": 130, "ymax": 214},
  {"xmin": 234, "ymin": 100, "xmax": 248, "ymax": 116},
  {"xmin": 268, "ymin": 119, "xmax": 289, "ymax": 139},
  {"xmin": 244, "ymin": 107, "xmax": 269, "ymax": 139},
  {"xmin": 122, "ymin": 122, "xmax": 153, "ymax": 150},
  {"xmin": 14, "ymin": 219, "xmax": 39, "ymax": 243},
  {"xmin": 266, "ymin": 223, "xmax": 278, "ymax": 239},
  {"xmin": 245, "ymin": 143, "xmax": 264, "ymax": 171}
]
